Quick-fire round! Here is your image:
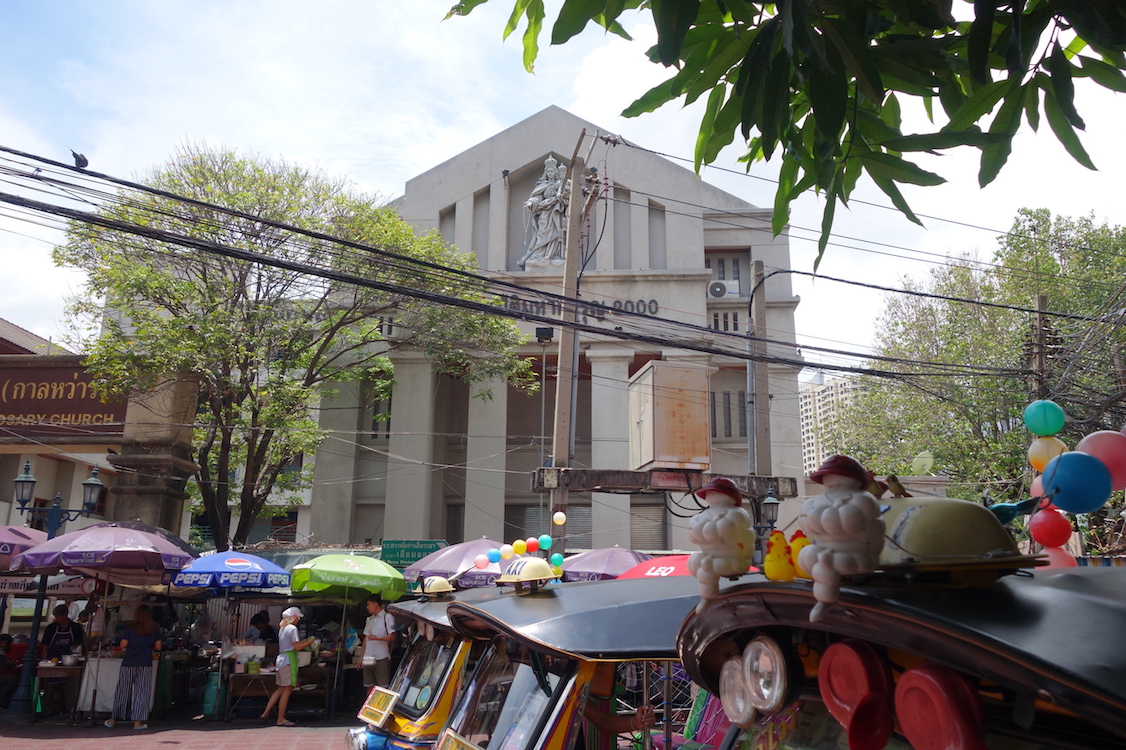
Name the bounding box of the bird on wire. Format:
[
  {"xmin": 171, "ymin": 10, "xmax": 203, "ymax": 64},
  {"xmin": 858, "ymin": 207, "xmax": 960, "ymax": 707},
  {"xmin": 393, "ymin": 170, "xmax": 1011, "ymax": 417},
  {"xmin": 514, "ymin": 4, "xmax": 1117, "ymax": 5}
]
[
  {"xmin": 885, "ymin": 474, "xmax": 912, "ymax": 498},
  {"xmin": 71, "ymin": 150, "xmax": 88, "ymax": 168}
]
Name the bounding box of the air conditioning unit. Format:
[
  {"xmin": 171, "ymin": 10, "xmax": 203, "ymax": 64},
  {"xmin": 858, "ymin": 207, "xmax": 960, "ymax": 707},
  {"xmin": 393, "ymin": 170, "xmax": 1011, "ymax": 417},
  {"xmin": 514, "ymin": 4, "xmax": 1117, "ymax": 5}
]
[{"xmin": 707, "ymin": 280, "xmax": 740, "ymax": 299}]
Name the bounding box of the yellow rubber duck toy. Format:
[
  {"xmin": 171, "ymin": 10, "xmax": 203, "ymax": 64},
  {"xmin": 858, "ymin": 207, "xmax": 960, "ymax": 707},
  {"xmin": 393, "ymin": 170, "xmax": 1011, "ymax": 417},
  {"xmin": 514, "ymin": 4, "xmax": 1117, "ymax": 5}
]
[
  {"xmin": 788, "ymin": 529, "xmax": 812, "ymax": 579},
  {"xmin": 763, "ymin": 530, "xmax": 797, "ymax": 581}
]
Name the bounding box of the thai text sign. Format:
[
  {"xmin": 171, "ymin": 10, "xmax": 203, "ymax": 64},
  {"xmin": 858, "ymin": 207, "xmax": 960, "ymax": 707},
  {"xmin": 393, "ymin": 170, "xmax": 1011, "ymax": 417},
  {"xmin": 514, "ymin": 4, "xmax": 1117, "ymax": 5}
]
[
  {"xmin": 380, "ymin": 539, "xmax": 447, "ymax": 568},
  {"xmin": 0, "ymin": 361, "xmax": 126, "ymax": 438}
]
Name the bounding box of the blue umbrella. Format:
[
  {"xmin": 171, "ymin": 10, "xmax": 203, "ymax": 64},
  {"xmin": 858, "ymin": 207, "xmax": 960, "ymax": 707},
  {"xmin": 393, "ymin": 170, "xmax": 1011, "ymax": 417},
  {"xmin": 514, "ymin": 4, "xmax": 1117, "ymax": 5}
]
[{"xmin": 173, "ymin": 550, "xmax": 290, "ymax": 589}]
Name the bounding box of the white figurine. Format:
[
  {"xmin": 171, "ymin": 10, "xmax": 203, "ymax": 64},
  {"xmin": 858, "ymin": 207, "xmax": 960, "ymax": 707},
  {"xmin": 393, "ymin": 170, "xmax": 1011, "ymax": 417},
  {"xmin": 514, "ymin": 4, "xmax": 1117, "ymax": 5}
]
[
  {"xmin": 798, "ymin": 455, "xmax": 886, "ymax": 622},
  {"xmin": 687, "ymin": 477, "xmax": 757, "ymax": 613}
]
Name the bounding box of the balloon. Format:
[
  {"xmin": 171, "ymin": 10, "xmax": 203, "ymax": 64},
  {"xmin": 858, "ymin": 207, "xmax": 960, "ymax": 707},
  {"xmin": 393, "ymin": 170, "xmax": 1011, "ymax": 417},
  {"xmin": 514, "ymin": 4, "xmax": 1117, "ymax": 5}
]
[
  {"xmin": 1042, "ymin": 546, "xmax": 1078, "ymax": 569},
  {"xmin": 525, "ymin": 536, "xmax": 540, "ymax": 552},
  {"xmin": 1027, "ymin": 436, "xmax": 1067, "ymax": 472},
  {"xmin": 552, "ymin": 511, "xmax": 567, "ymax": 526},
  {"xmin": 487, "ymin": 548, "xmax": 501, "ymax": 563},
  {"xmin": 538, "ymin": 534, "xmax": 553, "ymax": 550},
  {"xmin": 1030, "ymin": 474, "xmax": 1044, "ymax": 498},
  {"xmin": 500, "ymin": 544, "xmax": 515, "ymax": 560},
  {"xmin": 551, "ymin": 565, "xmax": 563, "ymax": 577},
  {"xmin": 910, "ymin": 450, "xmax": 935, "ymax": 475},
  {"xmin": 512, "ymin": 539, "xmax": 528, "ymax": 555},
  {"xmin": 1076, "ymin": 431, "xmax": 1126, "ymax": 490},
  {"xmin": 550, "ymin": 552, "xmax": 564, "ymax": 566},
  {"xmin": 474, "ymin": 554, "xmax": 490, "ymax": 570},
  {"xmin": 1029, "ymin": 509, "xmax": 1073, "ymax": 548},
  {"xmin": 1042, "ymin": 452, "xmax": 1112, "ymax": 514},
  {"xmin": 1023, "ymin": 400, "xmax": 1066, "ymax": 436}
]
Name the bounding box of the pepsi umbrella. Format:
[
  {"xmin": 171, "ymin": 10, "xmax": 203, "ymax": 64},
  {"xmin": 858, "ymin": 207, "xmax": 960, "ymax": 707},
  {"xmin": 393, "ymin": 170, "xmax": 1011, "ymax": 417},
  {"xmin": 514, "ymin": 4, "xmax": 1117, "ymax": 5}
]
[
  {"xmin": 10, "ymin": 520, "xmax": 196, "ymax": 586},
  {"xmin": 559, "ymin": 546, "xmax": 653, "ymax": 582},
  {"xmin": 172, "ymin": 550, "xmax": 290, "ymax": 589},
  {"xmin": 403, "ymin": 537, "xmax": 515, "ymax": 588}
]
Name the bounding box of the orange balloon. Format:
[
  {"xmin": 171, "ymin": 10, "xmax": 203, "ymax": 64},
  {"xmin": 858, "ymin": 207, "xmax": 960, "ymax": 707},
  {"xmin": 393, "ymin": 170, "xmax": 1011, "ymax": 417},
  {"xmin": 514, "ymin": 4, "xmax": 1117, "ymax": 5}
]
[{"xmin": 1028, "ymin": 436, "xmax": 1067, "ymax": 472}]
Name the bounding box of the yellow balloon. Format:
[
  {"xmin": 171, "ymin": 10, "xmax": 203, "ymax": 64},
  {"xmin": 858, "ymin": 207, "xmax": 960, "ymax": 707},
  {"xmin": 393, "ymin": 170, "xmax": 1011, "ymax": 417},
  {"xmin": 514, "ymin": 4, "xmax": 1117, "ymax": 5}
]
[
  {"xmin": 551, "ymin": 566, "xmax": 563, "ymax": 577},
  {"xmin": 512, "ymin": 539, "xmax": 528, "ymax": 555},
  {"xmin": 1028, "ymin": 436, "xmax": 1068, "ymax": 472}
]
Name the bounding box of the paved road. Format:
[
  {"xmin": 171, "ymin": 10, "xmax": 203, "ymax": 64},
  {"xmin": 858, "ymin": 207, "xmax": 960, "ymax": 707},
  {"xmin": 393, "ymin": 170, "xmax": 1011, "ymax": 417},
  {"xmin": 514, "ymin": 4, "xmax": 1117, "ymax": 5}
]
[{"xmin": 0, "ymin": 715, "xmax": 359, "ymax": 749}]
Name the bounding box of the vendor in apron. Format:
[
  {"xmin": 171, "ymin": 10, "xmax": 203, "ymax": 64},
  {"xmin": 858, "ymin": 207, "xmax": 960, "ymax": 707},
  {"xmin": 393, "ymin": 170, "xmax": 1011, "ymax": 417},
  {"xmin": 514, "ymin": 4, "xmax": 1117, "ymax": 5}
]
[
  {"xmin": 41, "ymin": 605, "xmax": 85, "ymax": 714},
  {"xmin": 260, "ymin": 606, "xmax": 314, "ymax": 727}
]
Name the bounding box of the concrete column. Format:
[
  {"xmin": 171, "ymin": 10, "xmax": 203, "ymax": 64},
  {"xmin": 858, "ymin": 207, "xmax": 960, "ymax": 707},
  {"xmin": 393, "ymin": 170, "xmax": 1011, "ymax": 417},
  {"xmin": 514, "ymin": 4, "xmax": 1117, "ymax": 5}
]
[
  {"xmin": 454, "ymin": 194, "xmax": 474, "ymax": 258},
  {"xmin": 463, "ymin": 376, "xmax": 508, "ymax": 541},
  {"xmin": 487, "ymin": 181, "xmax": 509, "ymax": 271},
  {"xmin": 586, "ymin": 346, "xmax": 635, "ymax": 548},
  {"xmin": 384, "ymin": 354, "xmax": 437, "ymax": 539},
  {"xmin": 309, "ymin": 381, "xmax": 364, "ymax": 544},
  {"xmin": 630, "ymin": 194, "xmax": 650, "ymax": 269}
]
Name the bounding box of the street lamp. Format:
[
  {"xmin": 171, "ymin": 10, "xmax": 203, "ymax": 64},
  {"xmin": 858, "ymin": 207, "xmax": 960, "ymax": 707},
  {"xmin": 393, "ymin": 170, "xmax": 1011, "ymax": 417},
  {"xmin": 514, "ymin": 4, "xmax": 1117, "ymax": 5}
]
[
  {"xmin": 752, "ymin": 487, "xmax": 781, "ymax": 565},
  {"xmin": 6, "ymin": 460, "xmax": 104, "ymax": 720}
]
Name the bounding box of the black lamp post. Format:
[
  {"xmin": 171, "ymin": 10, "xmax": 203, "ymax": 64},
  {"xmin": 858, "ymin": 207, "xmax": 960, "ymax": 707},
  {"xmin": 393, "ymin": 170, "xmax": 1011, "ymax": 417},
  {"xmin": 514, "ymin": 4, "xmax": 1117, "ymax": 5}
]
[
  {"xmin": 6, "ymin": 460, "xmax": 104, "ymax": 721},
  {"xmin": 752, "ymin": 487, "xmax": 781, "ymax": 564}
]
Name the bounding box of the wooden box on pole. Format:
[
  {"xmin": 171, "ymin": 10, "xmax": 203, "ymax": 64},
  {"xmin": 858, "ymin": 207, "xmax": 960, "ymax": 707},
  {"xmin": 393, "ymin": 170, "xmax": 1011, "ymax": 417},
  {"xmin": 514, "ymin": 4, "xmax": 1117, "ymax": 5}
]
[{"xmin": 628, "ymin": 360, "xmax": 715, "ymax": 472}]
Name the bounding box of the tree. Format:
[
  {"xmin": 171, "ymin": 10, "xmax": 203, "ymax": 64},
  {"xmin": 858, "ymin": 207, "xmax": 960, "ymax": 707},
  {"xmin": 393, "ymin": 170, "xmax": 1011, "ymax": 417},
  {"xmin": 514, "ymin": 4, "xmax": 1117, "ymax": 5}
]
[
  {"xmin": 55, "ymin": 144, "xmax": 534, "ymax": 549},
  {"xmin": 451, "ymin": 1, "xmax": 1126, "ymax": 264},
  {"xmin": 825, "ymin": 208, "xmax": 1126, "ymax": 552}
]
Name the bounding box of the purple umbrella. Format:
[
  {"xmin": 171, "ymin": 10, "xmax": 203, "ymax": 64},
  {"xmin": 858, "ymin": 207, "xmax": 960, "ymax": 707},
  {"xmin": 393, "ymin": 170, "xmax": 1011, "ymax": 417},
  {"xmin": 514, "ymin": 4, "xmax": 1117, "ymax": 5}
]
[
  {"xmin": 10, "ymin": 520, "xmax": 196, "ymax": 586},
  {"xmin": 560, "ymin": 546, "xmax": 653, "ymax": 582},
  {"xmin": 0, "ymin": 525, "xmax": 47, "ymax": 569},
  {"xmin": 403, "ymin": 537, "xmax": 523, "ymax": 588}
]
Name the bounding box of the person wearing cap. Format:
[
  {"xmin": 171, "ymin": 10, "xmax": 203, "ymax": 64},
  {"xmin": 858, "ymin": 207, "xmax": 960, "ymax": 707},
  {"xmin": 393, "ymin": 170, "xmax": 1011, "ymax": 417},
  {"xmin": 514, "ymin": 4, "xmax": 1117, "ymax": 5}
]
[{"xmin": 261, "ymin": 606, "xmax": 314, "ymax": 726}]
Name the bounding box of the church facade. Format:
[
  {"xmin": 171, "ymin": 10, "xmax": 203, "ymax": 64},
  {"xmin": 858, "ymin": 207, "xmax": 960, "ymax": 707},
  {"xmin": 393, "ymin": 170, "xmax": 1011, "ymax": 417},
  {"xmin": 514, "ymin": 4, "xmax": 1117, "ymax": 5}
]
[{"xmin": 306, "ymin": 106, "xmax": 802, "ymax": 552}]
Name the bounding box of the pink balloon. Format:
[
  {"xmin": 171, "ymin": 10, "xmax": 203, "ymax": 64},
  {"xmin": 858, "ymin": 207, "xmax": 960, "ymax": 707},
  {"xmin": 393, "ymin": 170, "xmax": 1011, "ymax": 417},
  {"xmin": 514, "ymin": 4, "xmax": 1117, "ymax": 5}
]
[
  {"xmin": 1042, "ymin": 546, "xmax": 1078, "ymax": 569},
  {"xmin": 1029, "ymin": 509, "xmax": 1072, "ymax": 548},
  {"xmin": 1076, "ymin": 430, "xmax": 1126, "ymax": 490},
  {"xmin": 1030, "ymin": 474, "xmax": 1043, "ymax": 498},
  {"xmin": 474, "ymin": 553, "xmax": 489, "ymax": 570}
]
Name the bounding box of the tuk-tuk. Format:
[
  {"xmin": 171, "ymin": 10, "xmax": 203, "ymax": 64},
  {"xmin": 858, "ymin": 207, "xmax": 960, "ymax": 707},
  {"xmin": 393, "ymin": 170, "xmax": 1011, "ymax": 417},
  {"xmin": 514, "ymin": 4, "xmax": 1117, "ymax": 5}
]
[
  {"xmin": 348, "ymin": 579, "xmax": 506, "ymax": 750},
  {"xmin": 430, "ymin": 565, "xmax": 710, "ymax": 750},
  {"xmin": 677, "ymin": 495, "xmax": 1126, "ymax": 748}
]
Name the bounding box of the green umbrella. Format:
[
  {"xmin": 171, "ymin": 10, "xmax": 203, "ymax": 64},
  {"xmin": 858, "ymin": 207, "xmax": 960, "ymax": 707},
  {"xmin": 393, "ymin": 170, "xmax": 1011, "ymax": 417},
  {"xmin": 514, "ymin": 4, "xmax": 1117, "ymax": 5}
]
[{"xmin": 290, "ymin": 553, "xmax": 406, "ymax": 602}]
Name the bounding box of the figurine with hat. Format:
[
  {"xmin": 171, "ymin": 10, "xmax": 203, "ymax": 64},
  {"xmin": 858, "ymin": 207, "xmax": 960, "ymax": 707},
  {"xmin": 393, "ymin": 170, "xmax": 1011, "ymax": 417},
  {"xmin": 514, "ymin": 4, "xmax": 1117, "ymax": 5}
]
[
  {"xmin": 799, "ymin": 455, "xmax": 886, "ymax": 623},
  {"xmin": 687, "ymin": 477, "xmax": 757, "ymax": 613}
]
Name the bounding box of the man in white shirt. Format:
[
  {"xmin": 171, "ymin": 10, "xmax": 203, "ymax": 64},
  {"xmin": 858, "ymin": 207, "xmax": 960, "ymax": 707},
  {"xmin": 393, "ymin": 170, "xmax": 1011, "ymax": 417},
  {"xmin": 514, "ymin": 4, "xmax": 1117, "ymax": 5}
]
[{"xmin": 361, "ymin": 595, "xmax": 396, "ymax": 690}]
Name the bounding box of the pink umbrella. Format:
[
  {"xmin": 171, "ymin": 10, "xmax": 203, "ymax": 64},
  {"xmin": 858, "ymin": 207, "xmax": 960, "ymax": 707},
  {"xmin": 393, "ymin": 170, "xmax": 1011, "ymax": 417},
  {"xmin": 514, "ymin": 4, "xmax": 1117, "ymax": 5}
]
[
  {"xmin": 10, "ymin": 520, "xmax": 196, "ymax": 586},
  {"xmin": 403, "ymin": 537, "xmax": 520, "ymax": 588},
  {"xmin": 560, "ymin": 546, "xmax": 653, "ymax": 582},
  {"xmin": 0, "ymin": 525, "xmax": 47, "ymax": 569}
]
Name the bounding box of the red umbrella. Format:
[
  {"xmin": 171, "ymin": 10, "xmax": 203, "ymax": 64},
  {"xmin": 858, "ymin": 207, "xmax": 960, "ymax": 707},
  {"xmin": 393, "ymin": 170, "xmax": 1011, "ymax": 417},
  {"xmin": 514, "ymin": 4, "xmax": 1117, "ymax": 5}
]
[
  {"xmin": 617, "ymin": 554, "xmax": 757, "ymax": 580},
  {"xmin": 0, "ymin": 525, "xmax": 47, "ymax": 569},
  {"xmin": 560, "ymin": 546, "xmax": 652, "ymax": 582}
]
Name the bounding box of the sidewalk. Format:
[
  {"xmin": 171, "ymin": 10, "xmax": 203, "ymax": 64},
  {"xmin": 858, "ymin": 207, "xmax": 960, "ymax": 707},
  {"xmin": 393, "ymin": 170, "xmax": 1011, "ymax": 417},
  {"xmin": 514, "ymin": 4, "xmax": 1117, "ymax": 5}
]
[{"xmin": 0, "ymin": 712, "xmax": 359, "ymax": 749}]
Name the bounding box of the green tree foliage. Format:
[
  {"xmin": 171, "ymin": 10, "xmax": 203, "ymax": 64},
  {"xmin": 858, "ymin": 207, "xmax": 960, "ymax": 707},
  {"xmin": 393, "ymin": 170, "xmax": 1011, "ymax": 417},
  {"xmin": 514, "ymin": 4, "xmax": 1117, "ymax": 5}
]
[
  {"xmin": 825, "ymin": 208, "xmax": 1126, "ymax": 552},
  {"xmin": 450, "ymin": 1, "xmax": 1126, "ymax": 265},
  {"xmin": 54, "ymin": 144, "xmax": 534, "ymax": 549}
]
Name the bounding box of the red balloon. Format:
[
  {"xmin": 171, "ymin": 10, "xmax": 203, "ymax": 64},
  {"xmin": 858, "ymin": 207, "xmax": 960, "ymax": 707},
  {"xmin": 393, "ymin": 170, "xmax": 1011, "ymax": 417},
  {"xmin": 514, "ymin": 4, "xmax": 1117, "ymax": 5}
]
[
  {"xmin": 1076, "ymin": 431, "xmax": 1126, "ymax": 490},
  {"xmin": 1029, "ymin": 509, "xmax": 1072, "ymax": 548},
  {"xmin": 1042, "ymin": 546, "xmax": 1078, "ymax": 569}
]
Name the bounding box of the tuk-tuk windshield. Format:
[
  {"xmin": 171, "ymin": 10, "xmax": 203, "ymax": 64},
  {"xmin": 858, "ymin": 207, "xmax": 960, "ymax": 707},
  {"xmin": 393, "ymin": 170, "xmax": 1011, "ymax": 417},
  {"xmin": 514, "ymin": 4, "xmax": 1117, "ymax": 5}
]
[
  {"xmin": 446, "ymin": 636, "xmax": 573, "ymax": 750},
  {"xmin": 391, "ymin": 629, "xmax": 460, "ymax": 716}
]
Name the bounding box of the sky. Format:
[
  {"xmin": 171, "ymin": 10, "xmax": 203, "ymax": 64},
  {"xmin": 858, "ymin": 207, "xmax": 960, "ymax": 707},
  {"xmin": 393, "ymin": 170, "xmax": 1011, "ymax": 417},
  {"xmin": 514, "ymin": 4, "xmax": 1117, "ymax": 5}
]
[{"xmin": 1, "ymin": 1, "xmax": 1124, "ymax": 373}]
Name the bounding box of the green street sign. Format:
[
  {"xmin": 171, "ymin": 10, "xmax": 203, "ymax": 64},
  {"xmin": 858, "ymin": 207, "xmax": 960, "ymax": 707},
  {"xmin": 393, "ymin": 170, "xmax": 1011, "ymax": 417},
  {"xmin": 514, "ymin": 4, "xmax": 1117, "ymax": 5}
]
[{"xmin": 380, "ymin": 539, "xmax": 447, "ymax": 568}]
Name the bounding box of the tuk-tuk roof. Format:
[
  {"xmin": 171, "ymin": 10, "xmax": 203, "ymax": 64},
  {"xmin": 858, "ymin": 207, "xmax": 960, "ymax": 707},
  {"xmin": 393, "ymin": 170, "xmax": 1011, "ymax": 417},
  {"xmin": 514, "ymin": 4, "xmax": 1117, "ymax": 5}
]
[
  {"xmin": 447, "ymin": 575, "xmax": 710, "ymax": 660},
  {"xmin": 678, "ymin": 566, "xmax": 1126, "ymax": 737},
  {"xmin": 387, "ymin": 584, "xmax": 509, "ymax": 631}
]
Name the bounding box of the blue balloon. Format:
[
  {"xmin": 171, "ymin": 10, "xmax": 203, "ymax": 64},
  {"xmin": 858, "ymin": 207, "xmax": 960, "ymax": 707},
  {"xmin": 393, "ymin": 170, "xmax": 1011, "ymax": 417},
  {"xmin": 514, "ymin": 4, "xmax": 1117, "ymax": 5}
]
[
  {"xmin": 1043, "ymin": 452, "xmax": 1112, "ymax": 514},
  {"xmin": 487, "ymin": 548, "xmax": 501, "ymax": 563}
]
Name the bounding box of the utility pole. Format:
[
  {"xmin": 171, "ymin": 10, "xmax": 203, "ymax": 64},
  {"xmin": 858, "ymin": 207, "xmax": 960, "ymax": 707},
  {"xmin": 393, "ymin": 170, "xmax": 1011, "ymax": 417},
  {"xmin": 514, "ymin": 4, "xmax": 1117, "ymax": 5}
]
[
  {"xmin": 548, "ymin": 135, "xmax": 589, "ymax": 539},
  {"xmin": 1031, "ymin": 294, "xmax": 1049, "ymax": 400},
  {"xmin": 749, "ymin": 259, "xmax": 772, "ymax": 476}
]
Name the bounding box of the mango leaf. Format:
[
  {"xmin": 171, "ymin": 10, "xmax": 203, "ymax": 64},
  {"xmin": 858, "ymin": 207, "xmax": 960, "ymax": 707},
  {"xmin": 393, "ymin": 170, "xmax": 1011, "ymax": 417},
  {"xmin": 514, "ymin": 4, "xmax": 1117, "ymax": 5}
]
[
  {"xmin": 1043, "ymin": 86, "xmax": 1097, "ymax": 170},
  {"xmin": 977, "ymin": 81, "xmax": 1024, "ymax": 186},
  {"xmin": 651, "ymin": 0, "xmax": 701, "ymax": 65},
  {"xmin": 520, "ymin": 0, "xmax": 546, "ymax": 72},
  {"xmin": 552, "ymin": 0, "xmax": 609, "ymax": 44},
  {"xmin": 1023, "ymin": 77, "xmax": 1040, "ymax": 131},
  {"xmin": 859, "ymin": 152, "xmax": 946, "ymax": 186},
  {"xmin": 1079, "ymin": 55, "xmax": 1126, "ymax": 93},
  {"xmin": 695, "ymin": 86, "xmax": 726, "ymax": 171},
  {"xmin": 772, "ymin": 154, "xmax": 799, "ymax": 236},
  {"xmin": 870, "ymin": 174, "xmax": 923, "ymax": 227},
  {"xmin": 968, "ymin": 0, "xmax": 996, "ymax": 83},
  {"xmin": 943, "ymin": 80, "xmax": 1008, "ymax": 131},
  {"xmin": 819, "ymin": 17, "xmax": 884, "ymax": 103},
  {"xmin": 1049, "ymin": 41, "xmax": 1085, "ymax": 129},
  {"xmin": 879, "ymin": 130, "xmax": 1010, "ymax": 151},
  {"xmin": 623, "ymin": 78, "xmax": 682, "ymax": 117},
  {"xmin": 813, "ymin": 188, "xmax": 838, "ymax": 273}
]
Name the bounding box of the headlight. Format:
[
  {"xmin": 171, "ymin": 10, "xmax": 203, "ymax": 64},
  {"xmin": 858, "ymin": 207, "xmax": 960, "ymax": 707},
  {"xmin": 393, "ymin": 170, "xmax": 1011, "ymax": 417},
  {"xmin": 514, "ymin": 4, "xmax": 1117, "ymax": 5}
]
[
  {"xmin": 719, "ymin": 655, "xmax": 757, "ymax": 728},
  {"xmin": 742, "ymin": 635, "xmax": 801, "ymax": 715},
  {"xmin": 346, "ymin": 727, "xmax": 369, "ymax": 750}
]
